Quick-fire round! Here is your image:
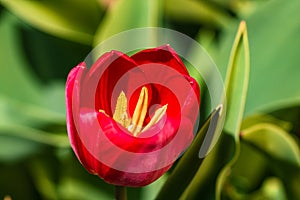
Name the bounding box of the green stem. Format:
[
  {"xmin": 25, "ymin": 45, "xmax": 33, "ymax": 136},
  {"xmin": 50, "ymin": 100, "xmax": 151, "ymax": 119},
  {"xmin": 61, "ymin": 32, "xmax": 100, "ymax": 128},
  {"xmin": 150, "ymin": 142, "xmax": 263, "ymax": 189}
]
[{"xmin": 115, "ymin": 186, "xmax": 127, "ymax": 200}]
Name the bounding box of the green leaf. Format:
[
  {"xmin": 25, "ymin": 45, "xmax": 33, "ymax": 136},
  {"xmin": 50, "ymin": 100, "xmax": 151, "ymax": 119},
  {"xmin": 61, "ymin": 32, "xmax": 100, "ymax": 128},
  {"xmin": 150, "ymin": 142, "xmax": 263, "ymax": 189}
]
[
  {"xmin": 270, "ymin": 106, "xmax": 300, "ymax": 138},
  {"xmin": 179, "ymin": 132, "xmax": 236, "ymax": 200},
  {"xmin": 0, "ymin": 164, "xmax": 41, "ymax": 199},
  {"xmin": 241, "ymin": 123, "xmax": 300, "ymax": 167},
  {"xmin": 215, "ymin": 20, "xmax": 250, "ymax": 199},
  {"xmin": 0, "ymin": 11, "xmax": 67, "ymax": 125},
  {"xmin": 141, "ymin": 175, "xmax": 168, "ymax": 200},
  {"xmin": 58, "ymin": 178, "xmax": 112, "ymax": 200},
  {"xmin": 93, "ymin": 0, "xmax": 161, "ymax": 45},
  {"xmin": 244, "ymin": 0, "xmax": 300, "ymax": 114},
  {"xmin": 0, "ymin": 134, "xmax": 42, "ymax": 162},
  {"xmin": 0, "ymin": 97, "xmax": 68, "ymax": 149},
  {"xmin": 165, "ymin": 0, "xmax": 233, "ymax": 29},
  {"xmin": 242, "ymin": 114, "xmax": 292, "ymax": 131},
  {"xmin": 57, "ymin": 152, "xmax": 114, "ymax": 200},
  {"xmin": 0, "ymin": 12, "xmax": 69, "ymax": 162},
  {"xmin": 177, "ymin": 21, "xmax": 250, "ymax": 200},
  {"xmin": 28, "ymin": 160, "xmax": 59, "ymax": 200},
  {"xmin": 0, "ymin": 123, "xmax": 69, "ymax": 149},
  {"xmin": 217, "ymin": 0, "xmax": 300, "ymax": 115},
  {"xmin": 222, "ymin": 118, "xmax": 300, "ymax": 199},
  {"xmin": 223, "ymin": 20, "xmax": 250, "ymax": 137},
  {"xmin": 0, "ymin": 95, "xmax": 65, "ymax": 128},
  {"xmin": 223, "ymin": 142, "xmax": 269, "ymax": 196},
  {"xmin": 251, "ymin": 177, "xmax": 287, "ymax": 200},
  {"xmin": 0, "ymin": 0, "xmax": 103, "ymax": 44},
  {"xmin": 0, "ymin": 10, "xmax": 43, "ymax": 104},
  {"xmin": 241, "ymin": 123, "xmax": 300, "ymax": 199},
  {"xmin": 275, "ymin": 166, "xmax": 300, "ymax": 199},
  {"xmin": 224, "ymin": 177, "xmax": 288, "ymax": 200},
  {"xmin": 156, "ymin": 105, "xmax": 223, "ymax": 200},
  {"xmin": 19, "ymin": 25, "xmax": 92, "ymax": 84}
]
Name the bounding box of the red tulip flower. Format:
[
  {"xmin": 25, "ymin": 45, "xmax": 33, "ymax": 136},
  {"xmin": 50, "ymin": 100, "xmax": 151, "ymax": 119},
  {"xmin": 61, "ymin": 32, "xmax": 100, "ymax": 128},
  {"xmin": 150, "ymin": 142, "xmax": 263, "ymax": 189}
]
[{"xmin": 66, "ymin": 45, "xmax": 200, "ymax": 187}]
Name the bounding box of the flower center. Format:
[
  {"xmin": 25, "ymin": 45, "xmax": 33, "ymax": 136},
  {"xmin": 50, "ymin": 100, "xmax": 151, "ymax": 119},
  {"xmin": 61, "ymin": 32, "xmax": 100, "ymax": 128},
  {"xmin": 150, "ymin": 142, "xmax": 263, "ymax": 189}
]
[{"xmin": 100, "ymin": 87, "xmax": 167, "ymax": 137}]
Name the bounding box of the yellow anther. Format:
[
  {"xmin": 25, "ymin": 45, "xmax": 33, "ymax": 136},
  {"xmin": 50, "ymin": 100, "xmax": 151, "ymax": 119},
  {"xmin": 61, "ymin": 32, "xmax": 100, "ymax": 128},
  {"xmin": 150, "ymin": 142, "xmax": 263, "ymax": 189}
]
[
  {"xmin": 142, "ymin": 104, "xmax": 168, "ymax": 132},
  {"xmin": 113, "ymin": 91, "xmax": 131, "ymax": 128},
  {"xmin": 130, "ymin": 87, "xmax": 148, "ymax": 136},
  {"xmin": 105, "ymin": 87, "xmax": 167, "ymax": 137}
]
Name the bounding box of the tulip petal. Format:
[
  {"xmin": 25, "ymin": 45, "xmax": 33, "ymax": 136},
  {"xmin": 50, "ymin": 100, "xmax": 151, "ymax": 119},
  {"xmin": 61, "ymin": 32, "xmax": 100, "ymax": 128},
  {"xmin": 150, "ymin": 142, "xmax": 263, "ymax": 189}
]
[
  {"xmin": 66, "ymin": 45, "xmax": 201, "ymax": 187},
  {"xmin": 182, "ymin": 75, "xmax": 201, "ymax": 115},
  {"xmin": 77, "ymin": 108, "xmax": 175, "ymax": 186},
  {"xmin": 66, "ymin": 63, "xmax": 85, "ymax": 152},
  {"xmin": 97, "ymin": 112, "xmax": 178, "ymax": 153},
  {"xmin": 131, "ymin": 44, "xmax": 189, "ymax": 75},
  {"xmin": 77, "ymin": 109, "xmax": 195, "ymax": 186},
  {"xmin": 66, "ymin": 63, "xmax": 95, "ymax": 171},
  {"xmin": 83, "ymin": 51, "xmax": 147, "ymax": 116},
  {"xmin": 130, "ymin": 45, "xmax": 199, "ymax": 122}
]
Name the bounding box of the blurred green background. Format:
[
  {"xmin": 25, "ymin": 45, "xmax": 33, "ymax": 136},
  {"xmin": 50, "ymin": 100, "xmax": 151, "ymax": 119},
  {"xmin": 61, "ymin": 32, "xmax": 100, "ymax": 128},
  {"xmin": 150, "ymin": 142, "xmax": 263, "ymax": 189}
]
[{"xmin": 0, "ymin": 0, "xmax": 300, "ymax": 199}]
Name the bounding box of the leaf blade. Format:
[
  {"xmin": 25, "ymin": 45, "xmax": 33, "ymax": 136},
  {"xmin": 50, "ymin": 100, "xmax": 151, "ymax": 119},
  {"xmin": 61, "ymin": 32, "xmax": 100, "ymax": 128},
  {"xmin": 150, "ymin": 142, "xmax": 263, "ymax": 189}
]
[
  {"xmin": 241, "ymin": 123, "xmax": 300, "ymax": 167},
  {"xmin": 156, "ymin": 105, "xmax": 223, "ymax": 200},
  {"xmin": 93, "ymin": 0, "xmax": 161, "ymax": 45},
  {"xmin": 223, "ymin": 20, "xmax": 250, "ymax": 137},
  {"xmin": 1, "ymin": 0, "xmax": 102, "ymax": 44}
]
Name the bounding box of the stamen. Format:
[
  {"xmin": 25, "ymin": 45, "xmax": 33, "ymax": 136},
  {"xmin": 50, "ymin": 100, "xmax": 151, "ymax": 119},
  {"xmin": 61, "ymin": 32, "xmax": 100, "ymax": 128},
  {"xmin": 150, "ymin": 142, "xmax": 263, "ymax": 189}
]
[
  {"xmin": 105, "ymin": 87, "xmax": 167, "ymax": 137},
  {"xmin": 99, "ymin": 109, "xmax": 109, "ymax": 117},
  {"xmin": 142, "ymin": 104, "xmax": 168, "ymax": 132},
  {"xmin": 113, "ymin": 91, "xmax": 131, "ymax": 128},
  {"xmin": 130, "ymin": 87, "xmax": 148, "ymax": 136}
]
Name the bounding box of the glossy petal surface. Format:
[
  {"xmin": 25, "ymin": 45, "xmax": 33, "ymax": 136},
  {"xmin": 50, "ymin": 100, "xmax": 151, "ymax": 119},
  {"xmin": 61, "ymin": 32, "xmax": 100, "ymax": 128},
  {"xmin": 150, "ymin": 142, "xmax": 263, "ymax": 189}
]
[{"xmin": 66, "ymin": 45, "xmax": 200, "ymax": 186}]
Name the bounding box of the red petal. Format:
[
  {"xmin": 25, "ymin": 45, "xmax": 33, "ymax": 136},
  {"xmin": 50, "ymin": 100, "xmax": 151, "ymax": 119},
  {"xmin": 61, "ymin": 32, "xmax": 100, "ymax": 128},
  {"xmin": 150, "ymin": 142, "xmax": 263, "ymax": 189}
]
[
  {"xmin": 131, "ymin": 44, "xmax": 189, "ymax": 75},
  {"xmin": 75, "ymin": 108, "xmax": 178, "ymax": 186},
  {"xmin": 65, "ymin": 65, "xmax": 166, "ymax": 186},
  {"xmin": 83, "ymin": 51, "xmax": 148, "ymax": 115},
  {"xmin": 66, "ymin": 63, "xmax": 95, "ymax": 171},
  {"xmin": 129, "ymin": 44, "xmax": 199, "ymax": 122},
  {"xmin": 66, "ymin": 46, "xmax": 201, "ymax": 187},
  {"xmin": 65, "ymin": 63, "xmax": 173, "ymax": 186},
  {"xmin": 69, "ymin": 127, "xmax": 171, "ymax": 186},
  {"xmin": 76, "ymin": 109, "xmax": 194, "ymax": 186},
  {"xmin": 97, "ymin": 112, "xmax": 179, "ymax": 153},
  {"xmin": 183, "ymin": 76, "xmax": 200, "ymax": 115}
]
